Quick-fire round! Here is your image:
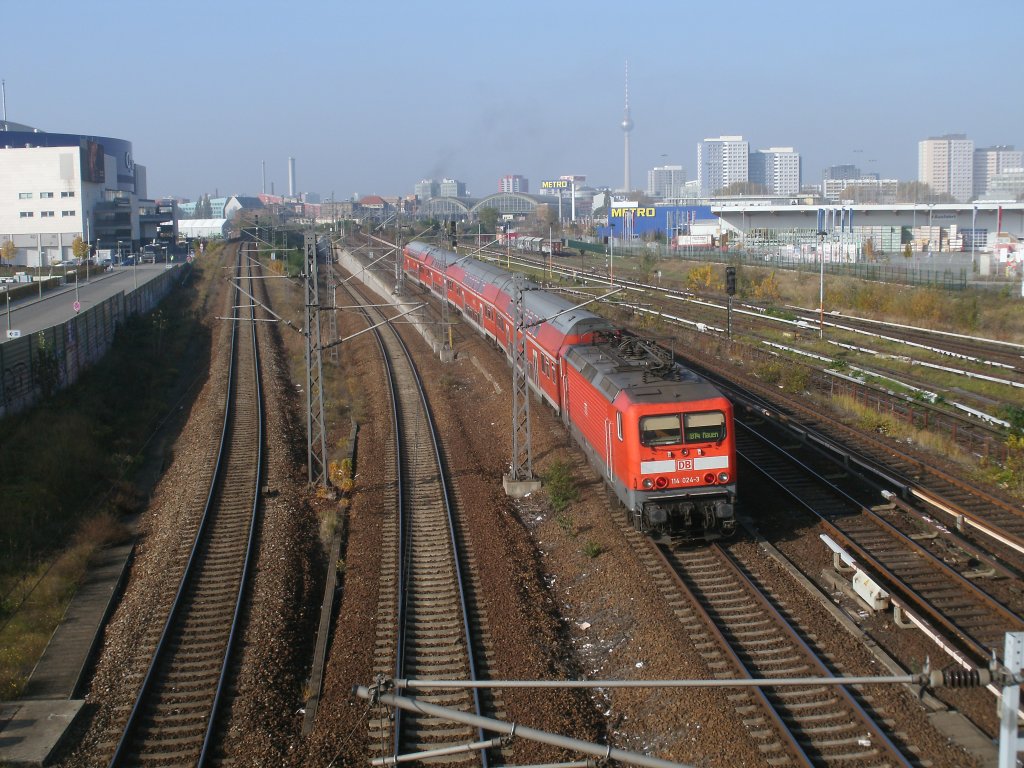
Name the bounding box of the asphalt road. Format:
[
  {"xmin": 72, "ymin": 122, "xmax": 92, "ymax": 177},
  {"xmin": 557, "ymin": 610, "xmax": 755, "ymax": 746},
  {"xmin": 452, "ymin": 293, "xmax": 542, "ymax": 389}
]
[{"xmin": 1, "ymin": 263, "xmax": 180, "ymax": 343}]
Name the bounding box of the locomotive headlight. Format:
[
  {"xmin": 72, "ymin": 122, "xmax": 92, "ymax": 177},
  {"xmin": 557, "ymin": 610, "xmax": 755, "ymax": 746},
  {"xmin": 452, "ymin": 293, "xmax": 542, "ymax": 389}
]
[
  {"xmin": 642, "ymin": 478, "xmax": 654, "ymax": 489},
  {"xmin": 655, "ymin": 477, "xmax": 669, "ymax": 489},
  {"xmin": 717, "ymin": 472, "xmax": 730, "ymax": 484}
]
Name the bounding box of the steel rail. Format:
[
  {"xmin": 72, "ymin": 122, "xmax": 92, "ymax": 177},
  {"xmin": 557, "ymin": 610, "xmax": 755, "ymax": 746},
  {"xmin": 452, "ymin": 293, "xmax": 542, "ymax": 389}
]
[
  {"xmin": 341, "ymin": 271, "xmax": 487, "ymax": 765},
  {"xmin": 736, "ymin": 420, "xmax": 1024, "ymax": 665},
  {"xmin": 107, "ymin": 241, "xmax": 264, "ymax": 766},
  {"xmin": 663, "ymin": 542, "xmax": 913, "ymax": 767}
]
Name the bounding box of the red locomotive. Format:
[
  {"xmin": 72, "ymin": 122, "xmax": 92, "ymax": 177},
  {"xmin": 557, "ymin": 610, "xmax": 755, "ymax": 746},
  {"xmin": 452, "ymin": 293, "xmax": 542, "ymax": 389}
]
[{"xmin": 403, "ymin": 240, "xmax": 736, "ymax": 541}]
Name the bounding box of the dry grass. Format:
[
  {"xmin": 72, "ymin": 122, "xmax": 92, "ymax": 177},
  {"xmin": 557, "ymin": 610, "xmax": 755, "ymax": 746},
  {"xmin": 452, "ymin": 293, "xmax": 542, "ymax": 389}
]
[
  {"xmin": 0, "ymin": 511, "xmax": 129, "ymax": 699},
  {"xmin": 828, "ymin": 393, "xmax": 974, "ymax": 467}
]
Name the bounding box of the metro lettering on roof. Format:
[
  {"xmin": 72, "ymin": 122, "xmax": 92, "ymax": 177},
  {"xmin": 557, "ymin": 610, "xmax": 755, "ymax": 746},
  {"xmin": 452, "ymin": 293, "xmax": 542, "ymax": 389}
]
[
  {"xmin": 541, "ymin": 180, "xmax": 570, "ymax": 189},
  {"xmin": 611, "ymin": 207, "xmax": 656, "ymax": 217}
]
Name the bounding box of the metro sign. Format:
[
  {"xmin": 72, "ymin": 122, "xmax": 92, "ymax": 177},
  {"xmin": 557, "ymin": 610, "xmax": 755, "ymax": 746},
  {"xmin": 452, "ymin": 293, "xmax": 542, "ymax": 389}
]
[{"xmin": 611, "ymin": 207, "xmax": 657, "ymax": 217}]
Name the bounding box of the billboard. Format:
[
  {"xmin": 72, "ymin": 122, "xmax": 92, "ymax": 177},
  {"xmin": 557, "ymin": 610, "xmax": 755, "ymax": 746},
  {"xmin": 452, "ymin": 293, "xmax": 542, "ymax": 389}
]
[
  {"xmin": 540, "ymin": 179, "xmax": 570, "ymax": 190},
  {"xmin": 81, "ymin": 140, "xmax": 105, "ymax": 183},
  {"xmin": 600, "ymin": 205, "xmax": 716, "ymax": 239}
]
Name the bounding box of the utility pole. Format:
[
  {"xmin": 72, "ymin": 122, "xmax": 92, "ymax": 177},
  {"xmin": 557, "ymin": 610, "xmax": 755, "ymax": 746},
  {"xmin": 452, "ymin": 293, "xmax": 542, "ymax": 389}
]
[
  {"xmin": 327, "ymin": 236, "xmax": 339, "ymax": 365},
  {"xmin": 304, "ymin": 232, "xmax": 328, "ymax": 487},
  {"xmin": 394, "ymin": 206, "xmax": 404, "ymax": 296},
  {"xmin": 503, "ymin": 273, "xmax": 540, "ymax": 498}
]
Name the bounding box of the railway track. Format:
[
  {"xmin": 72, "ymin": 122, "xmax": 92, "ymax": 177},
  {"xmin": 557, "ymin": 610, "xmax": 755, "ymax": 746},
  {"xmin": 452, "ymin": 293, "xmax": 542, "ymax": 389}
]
[
  {"xmin": 736, "ymin": 415, "xmax": 1024, "ymax": 666},
  {"xmin": 106, "ymin": 243, "xmax": 264, "ymax": 766},
  {"xmin": 788, "ymin": 307, "xmax": 1024, "ymax": 378},
  {"xmin": 608, "ymin": 502, "xmax": 915, "ymax": 766},
  {"xmin": 713, "ymin": 372, "xmax": 1024, "ymax": 572},
  {"xmin": 476, "ymin": 247, "xmax": 1013, "ymax": 455},
  {"xmin": 338, "ymin": 275, "xmax": 487, "ymax": 765}
]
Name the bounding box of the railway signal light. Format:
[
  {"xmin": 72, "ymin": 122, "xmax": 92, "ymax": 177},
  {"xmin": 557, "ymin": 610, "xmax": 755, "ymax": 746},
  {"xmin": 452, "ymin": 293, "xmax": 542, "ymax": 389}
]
[{"xmin": 726, "ymin": 266, "xmax": 736, "ymax": 296}]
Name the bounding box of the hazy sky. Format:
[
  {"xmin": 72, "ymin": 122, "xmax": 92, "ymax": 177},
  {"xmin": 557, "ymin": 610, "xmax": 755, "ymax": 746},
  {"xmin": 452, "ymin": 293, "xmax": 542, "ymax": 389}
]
[{"xmin": 6, "ymin": 0, "xmax": 1022, "ymax": 201}]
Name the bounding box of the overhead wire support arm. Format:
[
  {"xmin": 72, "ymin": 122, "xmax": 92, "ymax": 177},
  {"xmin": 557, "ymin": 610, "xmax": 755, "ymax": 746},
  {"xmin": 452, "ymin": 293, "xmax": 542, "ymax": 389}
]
[
  {"xmin": 320, "ymin": 303, "xmax": 425, "ymax": 351},
  {"xmin": 228, "ymin": 278, "xmax": 299, "ymax": 332}
]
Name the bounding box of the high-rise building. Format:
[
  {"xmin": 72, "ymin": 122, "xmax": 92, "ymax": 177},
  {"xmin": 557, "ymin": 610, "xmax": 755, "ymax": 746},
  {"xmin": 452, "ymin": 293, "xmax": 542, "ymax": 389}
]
[
  {"xmin": 823, "ymin": 164, "xmax": 861, "ymax": 181},
  {"xmin": 697, "ymin": 136, "xmax": 748, "ymax": 196},
  {"xmin": 973, "ymin": 146, "xmax": 1023, "ymax": 199},
  {"xmin": 981, "ymin": 168, "xmax": 1024, "ymax": 202},
  {"xmin": 439, "ymin": 178, "xmax": 467, "ymax": 198},
  {"xmin": 415, "ymin": 179, "xmax": 440, "ymax": 199},
  {"xmin": 499, "ymin": 175, "xmax": 528, "ymax": 194},
  {"xmin": 646, "ymin": 165, "xmax": 686, "ymax": 198},
  {"xmin": 918, "ymin": 134, "xmax": 974, "ymax": 202},
  {"xmin": 748, "ymin": 147, "xmax": 801, "ymax": 195}
]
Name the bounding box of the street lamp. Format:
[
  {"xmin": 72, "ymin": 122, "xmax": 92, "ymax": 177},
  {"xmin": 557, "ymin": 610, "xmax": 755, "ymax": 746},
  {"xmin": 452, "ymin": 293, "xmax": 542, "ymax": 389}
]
[
  {"xmin": 971, "ymin": 205, "xmax": 978, "ymax": 273},
  {"xmin": 609, "ymin": 223, "xmax": 615, "ymax": 285}
]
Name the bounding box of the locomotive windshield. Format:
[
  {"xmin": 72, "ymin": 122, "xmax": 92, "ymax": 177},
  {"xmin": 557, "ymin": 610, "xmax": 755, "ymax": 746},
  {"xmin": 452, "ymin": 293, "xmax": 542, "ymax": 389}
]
[
  {"xmin": 640, "ymin": 414, "xmax": 682, "ymax": 447},
  {"xmin": 683, "ymin": 411, "xmax": 726, "ymax": 444}
]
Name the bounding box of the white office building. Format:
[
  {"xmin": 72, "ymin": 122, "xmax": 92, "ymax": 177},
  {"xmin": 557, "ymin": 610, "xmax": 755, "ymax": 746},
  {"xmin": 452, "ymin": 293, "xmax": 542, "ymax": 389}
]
[
  {"xmin": 646, "ymin": 165, "xmax": 686, "ymax": 199},
  {"xmin": 748, "ymin": 147, "xmax": 801, "ymax": 196},
  {"xmin": 439, "ymin": 178, "xmax": 468, "ymax": 198},
  {"xmin": 973, "ymin": 146, "xmax": 1023, "ymax": 199},
  {"xmin": 918, "ymin": 134, "xmax": 974, "ymax": 203},
  {"xmin": 823, "ymin": 177, "xmax": 899, "ymax": 204},
  {"xmin": 980, "ymin": 167, "xmax": 1024, "ymax": 202},
  {"xmin": 0, "ymin": 121, "xmax": 152, "ymax": 266},
  {"xmin": 698, "ymin": 136, "xmax": 748, "ymax": 197}
]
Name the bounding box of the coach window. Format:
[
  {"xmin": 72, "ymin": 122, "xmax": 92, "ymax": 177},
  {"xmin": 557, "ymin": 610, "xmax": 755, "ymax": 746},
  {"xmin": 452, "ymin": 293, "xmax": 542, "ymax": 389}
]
[
  {"xmin": 616, "ymin": 412, "xmax": 623, "ymax": 441},
  {"xmin": 683, "ymin": 411, "xmax": 726, "ymax": 443},
  {"xmin": 640, "ymin": 414, "xmax": 681, "ymax": 447}
]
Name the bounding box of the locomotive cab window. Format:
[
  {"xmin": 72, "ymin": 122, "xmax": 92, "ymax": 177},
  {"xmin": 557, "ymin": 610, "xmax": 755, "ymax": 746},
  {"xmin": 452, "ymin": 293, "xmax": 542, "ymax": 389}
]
[
  {"xmin": 683, "ymin": 411, "xmax": 726, "ymax": 444},
  {"xmin": 640, "ymin": 414, "xmax": 681, "ymax": 447}
]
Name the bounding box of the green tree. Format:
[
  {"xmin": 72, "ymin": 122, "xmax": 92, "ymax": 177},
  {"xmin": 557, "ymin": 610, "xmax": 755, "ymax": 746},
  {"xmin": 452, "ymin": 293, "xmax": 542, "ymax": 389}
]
[
  {"xmin": 477, "ymin": 207, "xmax": 500, "ymax": 236},
  {"xmin": 0, "ymin": 239, "xmax": 16, "ymax": 267},
  {"xmin": 639, "ymin": 250, "xmax": 658, "ymax": 283}
]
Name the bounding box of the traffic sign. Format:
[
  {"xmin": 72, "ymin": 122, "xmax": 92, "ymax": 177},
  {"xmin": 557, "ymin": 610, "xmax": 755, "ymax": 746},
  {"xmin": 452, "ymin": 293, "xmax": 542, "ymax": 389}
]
[
  {"xmin": 6, "ymin": 329, "xmax": 21, "ymax": 339},
  {"xmin": 73, "ymin": 300, "xmax": 81, "ymax": 313}
]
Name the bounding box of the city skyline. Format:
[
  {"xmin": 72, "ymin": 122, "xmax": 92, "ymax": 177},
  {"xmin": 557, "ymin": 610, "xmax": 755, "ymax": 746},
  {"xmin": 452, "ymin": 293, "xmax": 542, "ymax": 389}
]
[{"xmin": 4, "ymin": 0, "xmax": 1022, "ymax": 202}]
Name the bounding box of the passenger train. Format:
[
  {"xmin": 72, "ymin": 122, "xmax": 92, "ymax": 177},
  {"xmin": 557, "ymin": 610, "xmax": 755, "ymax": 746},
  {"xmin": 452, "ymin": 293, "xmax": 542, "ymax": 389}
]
[{"xmin": 403, "ymin": 240, "xmax": 736, "ymax": 541}]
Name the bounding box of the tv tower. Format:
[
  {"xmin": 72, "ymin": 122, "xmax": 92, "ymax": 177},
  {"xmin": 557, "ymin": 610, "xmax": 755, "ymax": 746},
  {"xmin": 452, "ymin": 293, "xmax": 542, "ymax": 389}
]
[{"xmin": 621, "ymin": 59, "xmax": 634, "ymax": 193}]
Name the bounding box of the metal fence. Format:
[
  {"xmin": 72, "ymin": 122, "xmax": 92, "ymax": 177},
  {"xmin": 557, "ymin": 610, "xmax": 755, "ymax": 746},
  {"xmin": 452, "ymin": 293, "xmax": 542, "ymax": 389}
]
[
  {"xmin": 0, "ymin": 269, "xmax": 181, "ymax": 418},
  {"xmin": 584, "ymin": 239, "xmax": 1013, "ymax": 291}
]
